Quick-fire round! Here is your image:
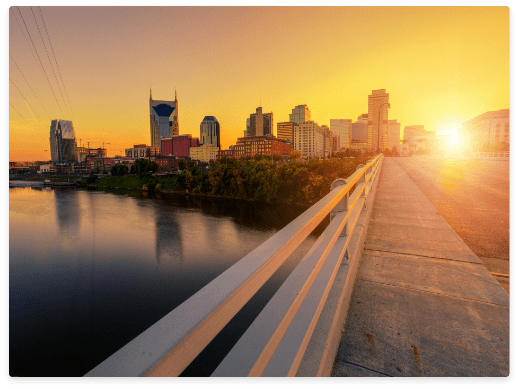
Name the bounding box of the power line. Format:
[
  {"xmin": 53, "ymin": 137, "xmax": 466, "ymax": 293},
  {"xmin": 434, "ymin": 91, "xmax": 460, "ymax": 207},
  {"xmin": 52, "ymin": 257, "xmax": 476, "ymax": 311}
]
[
  {"xmin": 15, "ymin": 6, "xmax": 64, "ymax": 117},
  {"xmin": 10, "ymin": 77, "xmax": 41, "ymax": 120},
  {"xmin": 10, "ymin": 54, "xmax": 52, "ymax": 119},
  {"xmin": 9, "ymin": 103, "xmax": 38, "ymax": 133},
  {"xmin": 30, "ymin": 6, "xmax": 70, "ymax": 115},
  {"xmin": 38, "ymin": 6, "xmax": 73, "ymax": 115}
]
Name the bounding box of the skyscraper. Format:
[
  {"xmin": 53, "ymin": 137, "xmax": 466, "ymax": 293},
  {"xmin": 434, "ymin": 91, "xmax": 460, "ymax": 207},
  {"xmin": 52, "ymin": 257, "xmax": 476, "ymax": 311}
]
[
  {"xmin": 289, "ymin": 104, "xmax": 311, "ymax": 124},
  {"xmin": 330, "ymin": 119, "xmax": 352, "ymax": 150},
  {"xmin": 277, "ymin": 122, "xmax": 296, "ymax": 146},
  {"xmin": 49, "ymin": 119, "xmax": 78, "ymax": 163},
  {"xmin": 247, "ymin": 107, "xmax": 273, "ymax": 137},
  {"xmin": 200, "ymin": 116, "xmax": 220, "ymax": 149},
  {"xmin": 367, "ymin": 89, "xmax": 390, "ymax": 152},
  {"xmin": 387, "ymin": 119, "xmax": 401, "ymax": 151},
  {"xmin": 150, "ymin": 89, "xmax": 179, "ymax": 153}
]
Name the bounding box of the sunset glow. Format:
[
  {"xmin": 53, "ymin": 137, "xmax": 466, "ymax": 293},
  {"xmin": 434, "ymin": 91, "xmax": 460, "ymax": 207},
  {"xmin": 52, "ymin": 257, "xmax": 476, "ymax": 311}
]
[{"xmin": 8, "ymin": 6, "xmax": 509, "ymax": 161}]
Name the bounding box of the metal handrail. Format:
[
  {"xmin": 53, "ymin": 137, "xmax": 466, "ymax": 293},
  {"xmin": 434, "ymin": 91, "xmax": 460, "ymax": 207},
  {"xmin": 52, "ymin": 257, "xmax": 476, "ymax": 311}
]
[{"xmin": 85, "ymin": 154, "xmax": 384, "ymax": 377}]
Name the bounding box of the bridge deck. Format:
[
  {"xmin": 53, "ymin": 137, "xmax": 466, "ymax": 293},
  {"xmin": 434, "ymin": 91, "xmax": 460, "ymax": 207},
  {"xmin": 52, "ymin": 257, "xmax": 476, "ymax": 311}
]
[{"xmin": 332, "ymin": 158, "xmax": 509, "ymax": 377}]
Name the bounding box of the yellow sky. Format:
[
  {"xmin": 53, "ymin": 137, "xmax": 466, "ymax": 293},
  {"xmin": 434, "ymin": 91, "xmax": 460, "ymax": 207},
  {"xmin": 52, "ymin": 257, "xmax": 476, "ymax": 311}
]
[{"xmin": 9, "ymin": 6, "xmax": 509, "ymax": 161}]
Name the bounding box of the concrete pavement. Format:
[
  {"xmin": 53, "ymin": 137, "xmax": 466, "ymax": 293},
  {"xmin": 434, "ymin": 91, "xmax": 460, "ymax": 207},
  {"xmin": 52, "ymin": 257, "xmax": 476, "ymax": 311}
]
[{"xmin": 332, "ymin": 158, "xmax": 509, "ymax": 377}]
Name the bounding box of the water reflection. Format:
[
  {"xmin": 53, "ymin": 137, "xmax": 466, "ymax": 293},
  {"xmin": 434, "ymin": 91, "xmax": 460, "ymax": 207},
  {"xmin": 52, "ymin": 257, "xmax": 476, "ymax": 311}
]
[
  {"xmin": 54, "ymin": 189, "xmax": 81, "ymax": 249},
  {"xmin": 155, "ymin": 209, "xmax": 184, "ymax": 263},
  {"xmin": 10, "ymin": 188, "xmax": 317, "ymax": 377}
]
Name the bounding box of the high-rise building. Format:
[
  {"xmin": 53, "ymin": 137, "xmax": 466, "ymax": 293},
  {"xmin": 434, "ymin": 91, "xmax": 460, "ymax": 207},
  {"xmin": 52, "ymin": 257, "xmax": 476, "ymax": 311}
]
[
  {"xmin": 367, "ymin": 89, "xmax": 390, "ymax": 152},
  {"xmin": 276, "ymin": 122, "xmax": 296, "ymax": 147},
  {"xmin": 150, "ymin": 89, "xmax": 179, "ymax": 153},
  {"xmin": 247, "ymin": 107, "xmax": 273, "ymax": 137},
  {"xmin": 289, "ymin": 104, "xmax": 311, "ymax": 124},
  {"xmin": 322, "ymin": 125, "xmax": 331, "ymax": 157},
  {"xmin": 294, "ymin": 121, "xmax": 327, "ymax": 159},
  {"xmin": 330, "ymin": 119, "xmax": 352, "ymax": 150},
  {"xmin": 403, "ymin": 125, "xmax": 426, "ymax": 141},
  {"xmin": 200, "ymin": 116, "xmax": 220, "ymax": 149},
  {"xmin": 459, "ymin": 109, "xmax": 509, "ymax": 150},
  {"xmin": 49, "ymin": 119, "xmax": 78, "ymax": 163},
  {"xmin": 387, "ymin": 120, "xmax": 401, "ymax": 151},
  {"xmin": 352, "ymin": 114, "xmax": 368, "ymax": 143}
]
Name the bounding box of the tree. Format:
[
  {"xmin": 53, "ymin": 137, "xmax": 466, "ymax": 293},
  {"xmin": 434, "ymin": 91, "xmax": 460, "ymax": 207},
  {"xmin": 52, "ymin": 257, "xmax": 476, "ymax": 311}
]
[
  {"xmin": 289, "ymin": 150, "xmax": 302, "ymax": 161},
  {"xmin": 383, "ymin": 148, "xmax": 392, "ymax": 157},
  {"xmin": 111, "ymin": 164, "xmax": 128, "ymax": 176},
  {"xmin": 391, "ymin": 146, "xmax": 399, "ymax": 156},
  {"xmin": 178, "ymin": 158, "xmax": 187, "ymax": 171},
  {"xmin": 134, "ymin": 159, "xmax": 149, "ymax": 177}
]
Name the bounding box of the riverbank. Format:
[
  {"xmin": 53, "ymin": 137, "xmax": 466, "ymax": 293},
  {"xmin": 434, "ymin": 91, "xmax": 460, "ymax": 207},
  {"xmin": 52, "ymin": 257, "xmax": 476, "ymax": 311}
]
[{"xmin": 88, "ymin": 157, "xmax": 372, "ymax": 207}]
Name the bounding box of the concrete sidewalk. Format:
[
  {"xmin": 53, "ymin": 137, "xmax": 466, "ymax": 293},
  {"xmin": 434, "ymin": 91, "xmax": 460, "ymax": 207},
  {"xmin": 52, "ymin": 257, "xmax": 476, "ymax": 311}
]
[{"xmin": 332, "ymin": 158, "xmax": 509, "ymax": 377}]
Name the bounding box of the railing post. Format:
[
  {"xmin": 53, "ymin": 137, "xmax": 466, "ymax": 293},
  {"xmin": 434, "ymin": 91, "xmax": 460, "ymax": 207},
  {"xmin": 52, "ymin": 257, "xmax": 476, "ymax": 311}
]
[
  {"xmin": 330, "ymin": 178, "xmax": 349, "ymax": 260},
  {"xmin": 356, "ymin": 164, "xmax": 367, "ymax": 209}
]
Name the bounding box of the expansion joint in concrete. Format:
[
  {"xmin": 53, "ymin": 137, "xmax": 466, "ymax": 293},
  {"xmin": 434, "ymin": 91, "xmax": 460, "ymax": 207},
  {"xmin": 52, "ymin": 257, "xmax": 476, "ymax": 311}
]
[
  {"xmin": 358, "ymin": 278, "xmax": 509, "ymax": 308},
  {"xmin": 364, "ymin": 248, "xmax": 483, "ymax": 265}
]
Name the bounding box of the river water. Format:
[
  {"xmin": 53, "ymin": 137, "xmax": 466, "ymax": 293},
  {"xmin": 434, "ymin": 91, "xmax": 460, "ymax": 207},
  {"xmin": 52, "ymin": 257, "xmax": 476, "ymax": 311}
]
[{"xmin": 9, "ymin": 187, "xmax": 321, "ymax": 377}]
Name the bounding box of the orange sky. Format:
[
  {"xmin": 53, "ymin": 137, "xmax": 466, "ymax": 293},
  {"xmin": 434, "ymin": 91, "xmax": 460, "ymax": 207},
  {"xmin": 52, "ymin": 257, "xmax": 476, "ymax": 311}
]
[{"xmin": 8, "ymin": 6, "xmax": 509, "ymax": 161}]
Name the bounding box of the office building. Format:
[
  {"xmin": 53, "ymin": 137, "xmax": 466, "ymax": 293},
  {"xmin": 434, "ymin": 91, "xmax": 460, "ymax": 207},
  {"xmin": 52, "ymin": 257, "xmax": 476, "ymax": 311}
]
[
  {"xmin": 49, "ymin": 119, "xmax": 78, "ymax": 164},
  {"xmin": 161, "ymin": 135, "xmax": 199, "ymax": 158},
  {"xmin": 387, "ymin": 120, "xmax": 401, "ymax": 151},
  {"xmin": 125, "ymin": 144, "xmax": 159, "ymax": 160},
  {"xmin": 294, "ymin": 121, "xmax": 327, "ymax": 159},
  {"xmin": 247, "ymin": 107, "xmax": 274, "ymax": 137},
  {"xmin": 330, "ymin": 119, "xmax": 352, "ymax": 150},
  {"xmin": 459, "ymin": 109, "xmax": 509, "ymax": 150},
  {"xmin": 404, "ymin": 125, "xmax": 428, "ymax": 141},
  {"xmin": 200, "ymin": 116, "xmax": 220, "ymax": 149},
  {"xmin": 367, "ymin": 89, "xmax": 390, "ymax": 152},
  {"xmin": 289, "ymin": 104, "xmax": 311, "ymax": 124},
  {"xmin": 232, "ymin": 135, "xmax": 291, "ymax": 159},
  {"xmin": 150, "ymin": 89, "xmax": 179, "ymax": 153},
  {"xmin": 190, "ymin": 143, "xmax": 219, "ymax": 163},
  {"xmin": 277, "ymin": 122, "xmax": 296, "ymax": 147}
]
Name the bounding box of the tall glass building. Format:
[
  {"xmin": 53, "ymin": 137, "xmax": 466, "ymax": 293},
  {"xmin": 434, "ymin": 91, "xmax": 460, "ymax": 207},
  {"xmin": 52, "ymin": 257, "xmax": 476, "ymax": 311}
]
[
  {"xmin": 150, "ymin": 89, "xmax": 179, "ymax": 153},
  {"xmin": 49, "ymin": 119, "xmax": 78, "ymax": 163},
  {"xmin": 200, "ymin": 116, "xmax": 220, "ymax": 149},
  {"xmin": 289, "ymin": 104, "xmax": 311, "ymax": 124}
]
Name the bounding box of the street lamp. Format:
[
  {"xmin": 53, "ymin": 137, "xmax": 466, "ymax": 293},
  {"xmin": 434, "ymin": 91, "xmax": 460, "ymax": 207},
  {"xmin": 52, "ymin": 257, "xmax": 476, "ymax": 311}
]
[{"xmin": 377, "ymin": 102, "xmax": 390, "ymax": 153}]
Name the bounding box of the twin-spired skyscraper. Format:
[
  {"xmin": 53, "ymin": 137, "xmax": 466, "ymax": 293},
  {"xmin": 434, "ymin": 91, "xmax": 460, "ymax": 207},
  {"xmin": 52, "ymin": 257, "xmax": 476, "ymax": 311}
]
[
  {"xmin": 49, "ymin": 119, "xmax": 78, "ymax": 163},
  {"xmin": 149, "ymin": 89, "xmax": 179, "ymax": 153}
]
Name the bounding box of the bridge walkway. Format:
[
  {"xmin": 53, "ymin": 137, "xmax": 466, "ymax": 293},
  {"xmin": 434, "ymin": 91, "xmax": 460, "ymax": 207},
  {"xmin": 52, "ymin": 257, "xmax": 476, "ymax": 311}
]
[{"xmin": 331, "ymin": 158, "xmax": 509, "ymax": 377}]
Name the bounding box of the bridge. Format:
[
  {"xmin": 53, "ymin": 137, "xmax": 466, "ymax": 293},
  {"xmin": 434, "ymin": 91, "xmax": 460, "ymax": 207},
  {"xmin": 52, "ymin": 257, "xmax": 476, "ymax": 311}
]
[{"xmin": 85, "ymin": 154, "xmax": 509, "ymax": 377}]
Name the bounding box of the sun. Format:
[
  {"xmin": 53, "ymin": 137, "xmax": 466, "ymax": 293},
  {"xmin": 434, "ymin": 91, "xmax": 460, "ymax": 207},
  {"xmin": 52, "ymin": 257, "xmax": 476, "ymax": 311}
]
[{"xmin": 447, "ymin": 129, "xmax": 459, "ymax": 145}]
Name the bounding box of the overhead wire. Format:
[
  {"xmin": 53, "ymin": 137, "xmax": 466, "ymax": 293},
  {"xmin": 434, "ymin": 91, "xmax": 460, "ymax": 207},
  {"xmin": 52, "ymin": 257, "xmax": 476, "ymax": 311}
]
[
  {"xmin": 37, "ymin": 6, "xmax": 73, "ymax": 115},
  {"xmin": 30, "ymin": 6, "xmax": 70, "ymax": 115},
  {"xmin": 10, "ymin": 54, "xmax": 52, "ymax": 119},
  {"xmin": 10, "ymin": 77, "xmax": 41, "ymax": 120},
  {"xmin": 15, "ymin": 6, "xmax": 64, "ymax": 117},
  {"xmin": 9, "ymin": 103, "xmax": 38, "ymax": 134}
]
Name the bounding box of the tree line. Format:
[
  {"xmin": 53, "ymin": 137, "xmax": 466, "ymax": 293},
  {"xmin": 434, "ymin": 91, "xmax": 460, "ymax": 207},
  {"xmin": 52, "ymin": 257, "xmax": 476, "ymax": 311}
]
[{"xmin": 90, "ymin": 155, "xmax": 375, "ymax": 206}]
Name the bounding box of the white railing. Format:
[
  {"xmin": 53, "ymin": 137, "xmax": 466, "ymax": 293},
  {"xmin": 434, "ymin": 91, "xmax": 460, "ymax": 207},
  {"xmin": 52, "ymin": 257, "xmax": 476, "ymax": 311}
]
[{"xmin": 85, "ymin": 154, "xmax": 384, "ymax": 377}]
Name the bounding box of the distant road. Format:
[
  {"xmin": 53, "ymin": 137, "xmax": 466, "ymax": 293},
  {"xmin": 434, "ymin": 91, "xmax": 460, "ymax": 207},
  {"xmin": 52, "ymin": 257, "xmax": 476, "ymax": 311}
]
[{"xmin": 391, "ymin": 156, "xmax": 509, "ymax": 277}]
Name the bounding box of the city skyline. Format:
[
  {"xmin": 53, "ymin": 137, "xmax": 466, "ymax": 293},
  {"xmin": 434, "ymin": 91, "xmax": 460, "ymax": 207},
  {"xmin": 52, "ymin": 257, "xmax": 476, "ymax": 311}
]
[{"xmin": 8, "ymin": 6, "xmax": 509, "ymax": 161}]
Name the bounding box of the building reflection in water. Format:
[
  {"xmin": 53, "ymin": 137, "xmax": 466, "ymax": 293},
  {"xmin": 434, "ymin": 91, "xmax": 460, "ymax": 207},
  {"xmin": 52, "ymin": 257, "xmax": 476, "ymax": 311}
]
[{"xmin": 54, "ymin": 188, "xmax": 81, "ymax": 249}]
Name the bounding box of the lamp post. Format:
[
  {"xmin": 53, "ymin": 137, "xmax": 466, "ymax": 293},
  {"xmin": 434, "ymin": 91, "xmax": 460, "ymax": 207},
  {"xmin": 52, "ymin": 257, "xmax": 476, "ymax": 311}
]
[{"xmin": 377, "ymin": 102, "xmax": 390, "ymax": 153}]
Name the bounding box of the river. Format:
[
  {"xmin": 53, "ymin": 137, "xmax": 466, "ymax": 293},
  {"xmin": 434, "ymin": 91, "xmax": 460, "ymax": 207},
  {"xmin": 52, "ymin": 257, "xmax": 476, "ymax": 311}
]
[{"xmin": 9, "ymin": 187, "xmax": 321, "ymax": 377}]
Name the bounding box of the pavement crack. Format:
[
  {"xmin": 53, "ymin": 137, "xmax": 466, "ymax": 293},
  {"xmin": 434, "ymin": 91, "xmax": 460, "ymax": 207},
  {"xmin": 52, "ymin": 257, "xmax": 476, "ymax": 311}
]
[{"xmin": 337, "ymin": 360, "xmax": 393, "ymax": 377}]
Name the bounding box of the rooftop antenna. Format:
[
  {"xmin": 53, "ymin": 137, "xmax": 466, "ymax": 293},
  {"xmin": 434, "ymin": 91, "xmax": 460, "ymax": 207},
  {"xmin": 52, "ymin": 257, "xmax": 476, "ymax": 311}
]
[{"xmin": 150, "ymin": 86, "xmax": 152, "ymax": 100}]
